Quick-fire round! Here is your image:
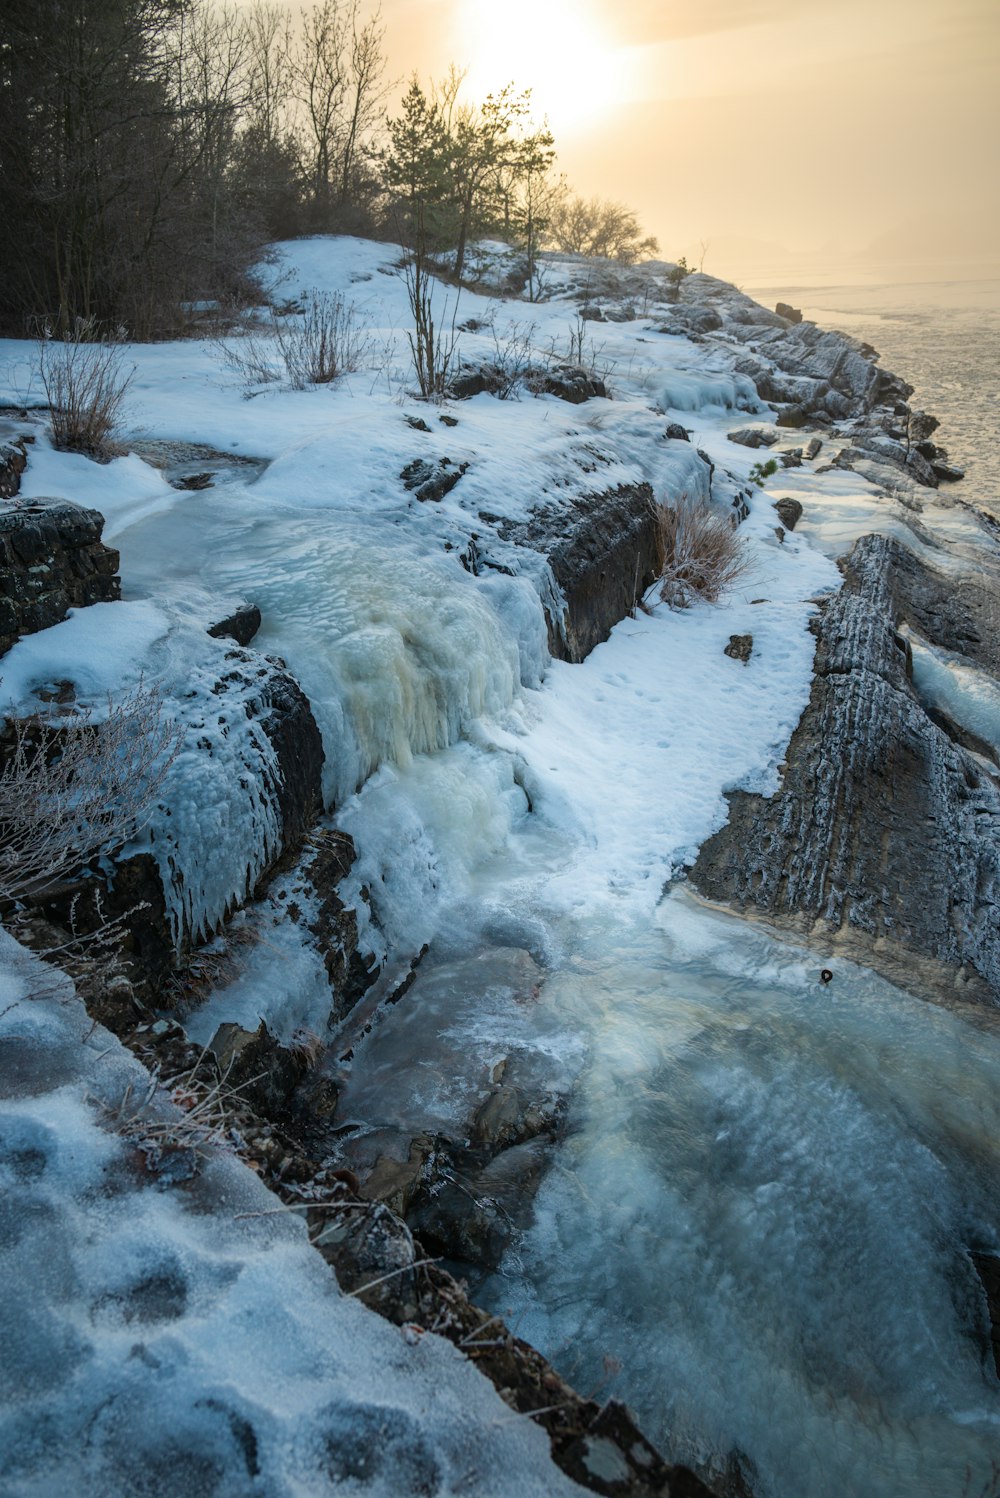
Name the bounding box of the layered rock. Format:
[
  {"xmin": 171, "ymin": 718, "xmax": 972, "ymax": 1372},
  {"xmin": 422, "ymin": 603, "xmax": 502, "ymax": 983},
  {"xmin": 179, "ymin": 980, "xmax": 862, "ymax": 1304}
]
[
  {"xmin": 692, "ymin": 534, "xmax": 1000, "ymax": 1006},
  {"xmin": 497, "ymin": 482, "xmax": 664, "ymax": 662},
  {"xmin": 0, "ymin": 498, "xmax": 120, "ymax": 655}
]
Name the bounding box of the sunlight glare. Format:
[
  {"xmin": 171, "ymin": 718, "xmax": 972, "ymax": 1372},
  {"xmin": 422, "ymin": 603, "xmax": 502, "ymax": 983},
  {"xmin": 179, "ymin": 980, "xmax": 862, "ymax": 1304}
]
[{"xmin": 455, "ymin": 0, "xmax": 632, "ymax": 134}]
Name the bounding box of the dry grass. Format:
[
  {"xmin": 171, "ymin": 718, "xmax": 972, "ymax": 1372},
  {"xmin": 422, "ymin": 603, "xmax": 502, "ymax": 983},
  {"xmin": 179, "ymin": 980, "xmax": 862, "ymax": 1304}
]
[
  {"xmin": 37, "ymin": 318, "xmax": 134, "ymax": 458},
  {"xmin": 657, "ymin": 494, "xmax": 752, "ymax": 607}
]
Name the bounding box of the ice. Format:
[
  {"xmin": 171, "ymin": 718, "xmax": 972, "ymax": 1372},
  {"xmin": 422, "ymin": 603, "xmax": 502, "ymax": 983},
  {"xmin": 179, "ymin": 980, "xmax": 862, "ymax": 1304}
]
[
  {"xmin": 0, "ymin": 931, "xmax": 586, "ymax": 1497},
  {"xmin": 4, "ymin": 235, "xmax": 1000, "ymax": 1496},
  {"xmin": 658, "ymin": 366, "xmax": 762, "ymax": 415},
  {"xmin": 904, "ymin": 626, "xmax": 1000, "ymax": 753}
]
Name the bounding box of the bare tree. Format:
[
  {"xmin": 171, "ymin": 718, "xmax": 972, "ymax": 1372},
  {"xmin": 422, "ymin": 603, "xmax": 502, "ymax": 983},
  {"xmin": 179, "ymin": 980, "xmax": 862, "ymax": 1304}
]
[{"xmin": 548, "ymin": 193, "xmax": 659, "ymax": 264}]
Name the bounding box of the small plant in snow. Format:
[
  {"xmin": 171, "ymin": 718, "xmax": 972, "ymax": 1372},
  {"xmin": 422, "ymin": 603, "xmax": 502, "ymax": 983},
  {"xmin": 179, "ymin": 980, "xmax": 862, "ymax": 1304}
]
[
  {"xmin": 657, "ymin": 495, "xmax": 752, "ymax": 607},
  {"xmin": 36, "ymin": 318, "xmax": 135, "ymax": 459},
  {"xmin": 749, "ymin": 457, "xmax": 780, "ymax": 487}
]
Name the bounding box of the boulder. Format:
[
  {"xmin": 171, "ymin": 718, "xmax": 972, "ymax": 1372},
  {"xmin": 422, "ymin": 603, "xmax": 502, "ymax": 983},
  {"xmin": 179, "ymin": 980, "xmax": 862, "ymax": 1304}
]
[
  {"xmin": 724, "ymin": 634, "xmax": 753, "ymax": 663},
  {"xmin": 400, "ymin": 457, "xmax": 468, "ymax": 503},
  {"xmin": 0, "ymin": 499, "xmax": 120, "ymax": 656},
  {"xmin": 208, "ymin": 603, "xmax": 262, "ymax": 646},
  {"xmin": 727, "ymin": 427, "xmax": 778, "ymax": 449},
  {"xmin": 774, "ymin": 497, "xmax": 803, "ymax": 531},
  {"xmin": 775, "ymin": 302, "xmax": 803, "ymax": 324},
  {"xmin": 664, "ymin": 422, "xmax": 691, "ymax": 442},
  {"xmin": 496, "ymin": 483, "xmax": 664, "ymax": 663},
  {"xmin": 0, "ymin": 437, "xmax": 28, "ymax": 498}
]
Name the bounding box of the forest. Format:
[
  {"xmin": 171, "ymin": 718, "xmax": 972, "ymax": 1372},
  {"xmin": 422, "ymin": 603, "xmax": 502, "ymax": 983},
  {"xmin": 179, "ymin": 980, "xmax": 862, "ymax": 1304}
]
[{"xmin": 0, "ymin": 0, "xmax": 659, "ymax": 338}]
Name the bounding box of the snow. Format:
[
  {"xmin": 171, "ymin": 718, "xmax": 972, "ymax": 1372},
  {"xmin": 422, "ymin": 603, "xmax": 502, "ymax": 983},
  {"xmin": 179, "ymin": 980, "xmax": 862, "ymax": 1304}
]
[
  {"xmin": 3, "ymin": 234, "xmax": 998, "ymax": 1495},
  {"xmin": 0, "ymin": 931, "xmax": 586, "ymax": 1497},
  {"xmin": 0, "ymin": 600, "xmax": 169, "ymax": 710}
]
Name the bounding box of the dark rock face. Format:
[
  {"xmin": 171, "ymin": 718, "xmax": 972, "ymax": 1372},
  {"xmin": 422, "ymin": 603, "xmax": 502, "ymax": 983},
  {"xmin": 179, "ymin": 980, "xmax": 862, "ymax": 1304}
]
[
  {"xmin": 775, "ymin": 302, "xmax": 803, "ymax": 324},
  {"xmin": 208, "ymin": 604, "xmax": 261, "ymax": 647},
  {"xmin": 400, "ymin": 456, "xmax": 468, "ymax": 502},
  {"xmin": 692, "ymin": 534, "xmax": 1000, "ymax": 1005},
  {"xmin": 70, "ymin": 650, "xmax": 325, "ymax": 1004},
  {"xmin": 774, "ymin": 497, "xmax": 803, "ymax": 531},
  {"xmin": 497, "ymin": 483, "xmax": 664, "ymax": 663},
  {"xmin": 0, "ymin": 499, "xmax": 120, "ymax": 656}
]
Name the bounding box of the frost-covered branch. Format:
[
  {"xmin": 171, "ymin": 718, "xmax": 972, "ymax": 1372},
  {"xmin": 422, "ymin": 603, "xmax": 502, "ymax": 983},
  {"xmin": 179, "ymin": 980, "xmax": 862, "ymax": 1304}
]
[{"xmin": 0, "ymin": 685, "xmax": 180, "ymax": 906}]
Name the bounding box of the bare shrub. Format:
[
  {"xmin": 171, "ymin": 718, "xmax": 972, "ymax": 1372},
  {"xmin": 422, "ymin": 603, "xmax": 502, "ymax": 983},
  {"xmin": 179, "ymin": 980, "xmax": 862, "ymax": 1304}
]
[
  {"xmin": 215, "ymin": 326, "xmax": 282, "ymax": 393},
  {"xmin": 37, "ymin": 318, "xmax": 135, "ymax": 458},
  {"xmin": 657, "ymin": 495, "xmax": 752, "ymax": 607},
  {"xmin": 404, "ymin": 255, "xmax": 460, "ymax": 400},
  {"xmin": 274, "ymin": 290, "xmax": 373, "ymax": 389},
  {"xmin": 216, "ymin": 291, "xmax": 371, "ymax": 394},
  {"xmin": 0, "ymin": 685, "xmax": 180, "ymax": 906}
]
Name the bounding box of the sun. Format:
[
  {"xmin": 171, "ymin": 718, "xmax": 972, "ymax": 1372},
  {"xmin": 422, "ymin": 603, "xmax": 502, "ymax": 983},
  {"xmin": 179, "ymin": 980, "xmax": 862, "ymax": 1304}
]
[{"xmin": 454, "ymin": 0, "xmax": 632, "ymax": 134}]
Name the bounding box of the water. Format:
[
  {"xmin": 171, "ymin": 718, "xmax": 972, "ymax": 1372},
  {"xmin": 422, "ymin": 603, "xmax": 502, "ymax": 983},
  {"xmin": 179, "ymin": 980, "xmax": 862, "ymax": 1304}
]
[{"xmin": 746, "ymin": 276, "xmax": 1000, "ymax": 519}]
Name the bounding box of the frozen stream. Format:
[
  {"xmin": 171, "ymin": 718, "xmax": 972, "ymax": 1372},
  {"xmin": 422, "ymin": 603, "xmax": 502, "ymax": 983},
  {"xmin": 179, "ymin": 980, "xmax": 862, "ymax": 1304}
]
[{"xmin": 108, "ymin": 455, "xmax": 1000, "ymax": 1498}]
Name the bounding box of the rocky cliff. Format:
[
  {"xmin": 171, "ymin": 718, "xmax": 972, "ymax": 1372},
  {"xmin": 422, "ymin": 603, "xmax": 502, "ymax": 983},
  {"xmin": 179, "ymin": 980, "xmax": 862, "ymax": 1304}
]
[{"xmin": 692, "ymin": 534, "xmax": 1000, "ymax": 1006}]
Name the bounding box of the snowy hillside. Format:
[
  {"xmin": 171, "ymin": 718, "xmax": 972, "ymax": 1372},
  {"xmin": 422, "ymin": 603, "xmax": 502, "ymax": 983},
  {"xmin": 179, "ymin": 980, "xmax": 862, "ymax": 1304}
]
[{"xmin": 2, "ymin": 238, "xmax": 999, "ymax": 1498}]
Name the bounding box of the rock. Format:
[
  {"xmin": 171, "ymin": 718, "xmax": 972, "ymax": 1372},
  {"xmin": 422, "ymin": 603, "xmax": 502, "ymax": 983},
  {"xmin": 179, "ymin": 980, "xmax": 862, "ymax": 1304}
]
[
  {"xmin": 908, "ymin": 410, "xmax": 940, "ymax": 444},
  {"xmin": 805, "ymin": 437, "xmax": 823, "ymax": 460},
  {"xmin": 970, "ymin": 1251, "xmax": 1000, "ymax": 1380},
  {"xmin": 400, "ymin": 457, "xmax": 468, "ymax": 503},
  {"xmin": 774, "ymin": 497, "xmax": 803, "ymax": 530},
  {"xmin": 312, "ymin": 1201, "xmax": 421, "ymax": 1323},
  {"xmin": 933, "ymin": 460, "xmax": 965, "ymax": 483},
  {"xmin": 0, "ymin": 498, "xmax": 120, "ymax": 656},
  {"xmin": 541, "ymin": 365, "xmax": 608, "ymax": 404},
  {"xmin": 664, "ymin": 422, "xmax": 691, "ymax": 442},
  {"xmin": 0, "ymin": 437, "xmax": 28, "ymax": 498},
  {"xmin": 579, "ymin": 305, "xmax": 605, "ymax": 321},
  {"xmin": 469, "ymin": 1084, "xmax": 565, "ymax": 1154},
  {"xmin": 439, "ymin": 414, "xmax": 458, "ymax": 427},
  {"xmin": 724, "ymin": 634, "xmax": 753, "ymax": 663},
  {"xmin": 692, "ymin": 534, "xmax": 1000, "ymax": 1005},
  {"xmin": 64, "ymin": 648, "xmax": 325, "ymax": 1004},
  {"xmin": 172, "ymin": 471, "xmax": 214, "ymax": 491},
  {"xmin": 496, "ymin": 483, "xmax": 663, "ymax": 663},
  {"xmin": 775, "ymin": 405, "xmax": 809, "ymax": 428},
  {"xmin": 727, "ymin": 428, "xmax": 778, "ymax": 449},
  {"xmin": 405, "ymin": 414, "xmax": 431, "ymax": 432},
  {"xmin": 656, "ymin": 306, "xmax": 723, "ymax": 336},
  {"xmin": 207, "ymin": 604, "xmax": 262, "ymax": 647},
  {"xmin": 208, "ymin": 1020, "xmax": 308, "ymax": 1117},
  {"xmin": 780, "ymin": 448, "xmax": 803, "ymax": 468},
  {"xmin": 775, "ymin": 302, "xmax": 803, "ymax": 324}
]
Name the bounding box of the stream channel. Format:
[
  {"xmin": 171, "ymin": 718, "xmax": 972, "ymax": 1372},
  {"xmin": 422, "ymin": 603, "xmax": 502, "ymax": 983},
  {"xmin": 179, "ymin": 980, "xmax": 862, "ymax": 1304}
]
[{"xmin": 117, "ymin": 450, "xmax": 1000, "ymax": 1498}]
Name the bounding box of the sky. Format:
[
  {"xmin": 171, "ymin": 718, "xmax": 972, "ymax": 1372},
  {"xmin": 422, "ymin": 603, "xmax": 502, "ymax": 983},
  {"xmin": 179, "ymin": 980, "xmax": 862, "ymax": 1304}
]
[{"xmin": 376, "ymin": 0, "xmax": 1000, "ymax": 283}]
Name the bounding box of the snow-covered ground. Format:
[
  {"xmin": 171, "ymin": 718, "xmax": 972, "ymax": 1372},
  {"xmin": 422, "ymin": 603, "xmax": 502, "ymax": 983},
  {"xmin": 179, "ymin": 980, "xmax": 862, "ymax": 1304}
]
[
  {"xmin": 0, "ymin": 934, "xmax": 584, "ymax": 1498},
  {"xmin": 3, "ymin": 237, "xmax": 999, "ymax": 1496}
]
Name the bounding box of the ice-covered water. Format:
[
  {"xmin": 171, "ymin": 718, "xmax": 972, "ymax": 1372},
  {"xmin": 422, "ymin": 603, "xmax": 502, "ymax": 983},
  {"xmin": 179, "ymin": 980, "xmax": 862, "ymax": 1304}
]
[{"xmin": 72, "ymin": 248, "xmax": 1000, "ymax": 1495}]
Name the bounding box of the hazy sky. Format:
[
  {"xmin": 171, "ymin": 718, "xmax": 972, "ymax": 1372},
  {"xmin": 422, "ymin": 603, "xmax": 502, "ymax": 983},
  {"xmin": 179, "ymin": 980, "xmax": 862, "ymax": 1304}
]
[{"xmin": 376, "ymin": 0, "xmax": 999, "ymax": 281}]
